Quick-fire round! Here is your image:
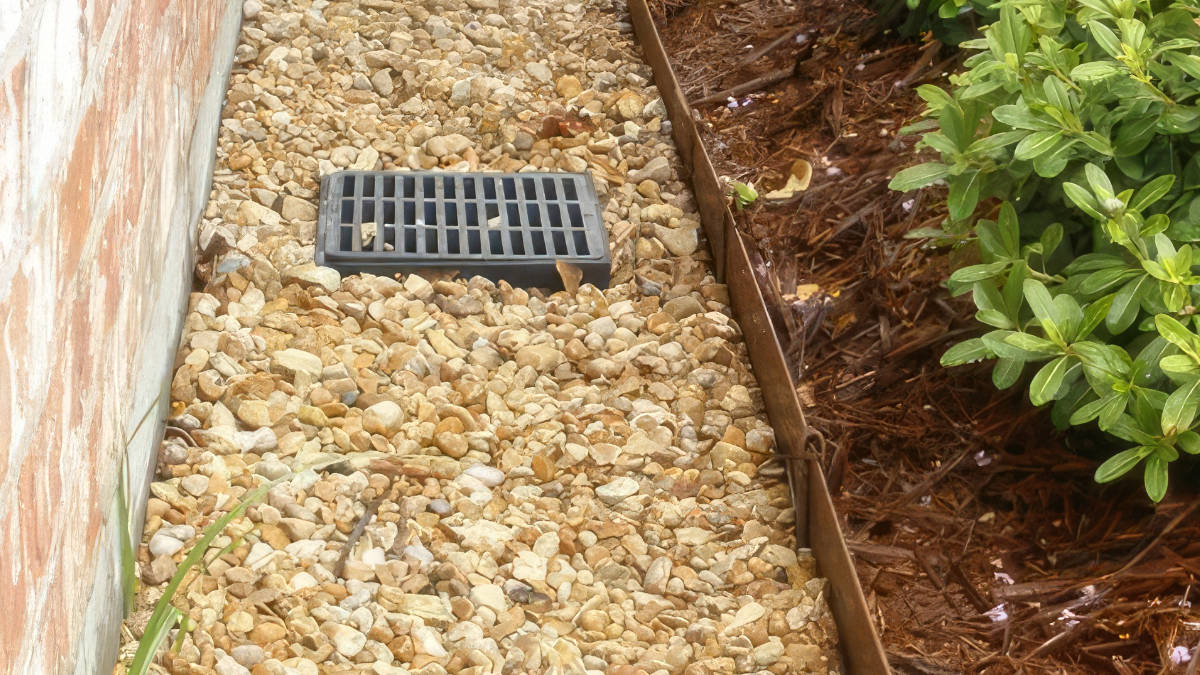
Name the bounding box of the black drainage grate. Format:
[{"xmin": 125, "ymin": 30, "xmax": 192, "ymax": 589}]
[{"xmin": 315, "ymin": 170, "xmax": 610, "ymax": 289}]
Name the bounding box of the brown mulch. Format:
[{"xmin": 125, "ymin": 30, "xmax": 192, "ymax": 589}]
[{"xmin": 651, "ymin": 0, "xmax": 1200, "ymax": 672}]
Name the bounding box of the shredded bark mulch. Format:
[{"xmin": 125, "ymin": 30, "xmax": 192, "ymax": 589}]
[{"xmin": 651, "ymin": 0, "xmax": 1200, "ymax": 671}]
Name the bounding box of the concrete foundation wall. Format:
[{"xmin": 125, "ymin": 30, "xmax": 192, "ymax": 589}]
[{"xmin": 0, "ymin": 0, "xmax": 241, "ymax": 671}]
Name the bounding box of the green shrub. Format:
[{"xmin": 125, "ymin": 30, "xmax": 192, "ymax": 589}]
[
  {"xmin": 872, "ymin": 0, "xmax": 993, "ymax": 45},
  {"xmin": 889, "ymin": 0, "xmax": 1200, "ymax": 500}
]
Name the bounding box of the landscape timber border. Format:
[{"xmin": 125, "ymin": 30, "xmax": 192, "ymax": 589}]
[{"xmin": 625, "ymin": 2, "xmax": 891, "ymax": 671}]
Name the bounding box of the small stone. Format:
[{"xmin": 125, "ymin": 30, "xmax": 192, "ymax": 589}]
[
  {"xmin": 644, "ymin": 556, "xmax": 672, "ymax": 594},
  {"xmin": 215, "ymin": 653, "xmax": 250, "ymax": 675},
  {"xmin": 754, "ymin": 639, "xmax": 785, "ymax": 666},
  {"xmin": 142, "ymin": 555, "xmax": 177, "ymax": 586},
  {"xmin": 578, "ymin": 610, "xmax": 609, "ymax": 632},
  {"xmin": 180, "ymin": 474, "xmax": 209, "ymax": 497},
  {"xmin": 372, "ymin": 69, "xmax": 394, "ymax": 97},
  {"xmin": 655, "ymin": 224, "xmax": 699, "ymax": 256},
  {"xmin": 630, "ymin": 156, "xmax": 671, "ymax": 184},
  {"xmin": 675, "ymin": 527, "xmax": 715, "ymax": 546},
  {"xmin": 255, "ymin": 458, "xmax": 290, "ymax": 481},
  {"xmin": 453, "ymin": 521, "xmax": 514, "ymax": 554},
  {"xmin": 726, "ymin": 602, "xmax": 766, "ymax": 632},
  {"xmin": 512, "ymin": 550, "xmax": 547, "ymax": 582},
  {"xmin": 236, "ymin": 400, "xmax": 272, "ymax": 428},
  {"xmin": 596, "ymin": 477, "xmax": 639, "ymax": 505},
  {"xmin": 227, "ymin": 610, "xmax": 255, "ymax": 633},
  {"xmin": 249, "ymin": 622, "xmax": 287, "ymax": 645},
  {"xmin": 515, "ymin": 344, "xmax": 565, "ymax": 371},
  {"xmin": 525, "ymin": 61, "xmax": 553, "ymax": 83},
  {"xmin": 231, "ymin": 644, "xmax": 265, "ymax": 668},
  {"xmin": 435, "ymin": 432, "xmax": 468, "ymax": 458},
  {"xmin": 611, "ymin": 91, "xmax": 645, "ymax": 121},
  {"xmin": 236, "ymin": 200, "xmax": 281, "ymax": 228},
  {"xmin": 273, "ymin": 348, "xmax": 323, "ymax": 379},
  {"xmin": 362, "ymin": 401, "xmax": 404, "ymax": 435},
  {"xmin": 469, "ymin": 584, "xmax": 508, "ymax": 613},
  {"xmin": 556, "ymin": 75, "xmax": 582, "ymax": 98},
  {"xmin": 663, "ymin": 295, "xmax": 705, "ymax": 320},
  {"xmin": 148, "ymin": 532, "xmax": 185, "ymax": 557},
  {"xmin": 351, "ymin": 146, "xmax": 380, "ymax": 171},
  {"xmin": 280, "ymin": 196, "xmax": 317, "ymax": 222},
  {"xmin": 282, "ymin": 264, "xmax": 340, "ymax": 293},
  {"xmin": 425, "ymin": 134, "xmax": 472, "ymax": 158},
  {"xmin": 322, "ymin": 623, "xmax": 367, "ymax": 657},
  {"xmin": 412, "ymin": 625, "xmax": 447, "ymax": 657},
  {"xmin": 386, "ymin": 594, "xmax": 455, "ymax": 628},
  {"xmin": 464, "ymin": 464, "xmax": 505, "ymax": 487}
]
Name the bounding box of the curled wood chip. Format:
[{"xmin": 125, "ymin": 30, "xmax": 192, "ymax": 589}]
[
  {"xmin": 763, "ymin": 159, "xmax": 812, "ymax": 201},
  {"xmin": 556, "ymin": 260, "xmax": 583, "ymax": 295}
]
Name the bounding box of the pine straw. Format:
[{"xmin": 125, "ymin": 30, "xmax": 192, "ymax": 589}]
[{"xmin": 655, "ymin": 0, "xmax": 1200, "ymax": 671}]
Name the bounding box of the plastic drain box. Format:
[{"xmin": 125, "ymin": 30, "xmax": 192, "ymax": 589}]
[{"xmin": 315, "ymin": 170, "xmax": 610, "ymax": 289}]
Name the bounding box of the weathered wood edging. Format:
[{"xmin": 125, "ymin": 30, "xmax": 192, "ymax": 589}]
[{"xmin": 626, "ymin": 2, "xmax": 890, "ymax": 671}]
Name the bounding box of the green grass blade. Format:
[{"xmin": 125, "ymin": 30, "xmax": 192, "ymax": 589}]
[
  {"xmin": 128, "ymin": 606, "xmax": 181, "ymax": 675},
  {"xmin": 127, "ymin": 479, "xmax": 275, "ymax": 674},
  {"xmin": 117, "ymin": 463, "xmax": 137, "ymax": 616}
]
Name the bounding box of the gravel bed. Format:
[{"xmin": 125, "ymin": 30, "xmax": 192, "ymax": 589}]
[{"xmin": 119, "ymin": 0, "xmax": 841, "ymax": 672}]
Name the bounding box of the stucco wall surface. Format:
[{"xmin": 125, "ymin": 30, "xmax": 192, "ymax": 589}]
[{"xmin": 0, "ymin": 0, "xmax": 241, "ymax": 671}]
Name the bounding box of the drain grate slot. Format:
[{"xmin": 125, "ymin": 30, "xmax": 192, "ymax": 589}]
[{"xmin": 316, "ymin": 170, "xmax": 609, "ymax": 289}]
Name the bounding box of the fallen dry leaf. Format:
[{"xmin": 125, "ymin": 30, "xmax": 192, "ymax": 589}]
[{"xmin": 763, "ymin": 159, "xmax": 812, "ymax": 201}]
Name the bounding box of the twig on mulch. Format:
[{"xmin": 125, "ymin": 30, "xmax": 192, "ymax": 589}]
[
  {"xmin": 1104, "ymin": 501, "xmax": 1200, "ymax": 580},
  {"xmin": 692, "ymin": 67, "xmax": 794, "ymax": 105},
  {"xmin": 736, "ymin": 27, "xmax": 807, "ymax": 67}
]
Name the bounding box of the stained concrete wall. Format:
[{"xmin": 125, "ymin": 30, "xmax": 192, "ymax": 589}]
[{"xmin": 0, "ymin": 0, "xmax": 242, "ymax": 671}]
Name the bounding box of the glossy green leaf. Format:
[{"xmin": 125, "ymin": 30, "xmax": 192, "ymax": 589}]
[
  {"xmin": 1014, "ymin": 130, "xmax": 1064, "ymax": 160},
  {"xmin": 890, "ymin": 163, "xmax": 952, "ymax": 191},
  {"xmin": 1070, "ymin": 60, "xmax": 1124, "ymax": 79},
  {"xmin": 1155, "ymin": 314, "xmax": 1200, "ymax": 359},
  {"xmin": 1094, "ymin": 446, "xmax": 1150, "ymax": 483},
  {"xmin": 1144, "ymin": 455, "xmax": 1169, "ymax": 502},
  {"xmin": 1079, "ymin": 293, "xmax": 1114, "ymax": 338},
  {"xmin": 1023, "ymin": 279, "xmax": 1060, "ymax": 326},
  {"xmin": 1084, "ymin": 164, "xmax": 1114, "ymax": 200},
  {"xmin": 1162, "ymin": 377, "xmax": 1200, "ymax": 434},
  {"xmin": 1107, "ymin": 275, "xmax": 1150, "ymax": 334},
  {"xmin": 948, "ymin": 170, "xmax": 983, "ymax": 221},
  {"xmin": 993, "ymin": 105, "xmax": 1052, "ymax": 131},
  {"xmin": 1159, "ymin": 354, "xmax": 1199, "ymax": 376},
  {"xmin": 1130, "ymin": 174, "xmax": 1175, "ymax": 212},
  {"xmin": 992, "ymin": 357, "xmax": 1025, "ymax": 389},
  {"xmin": 1030, "ymin": 356, "xmax": 1072, "ymax": 405},
  {"xmin": 1088, "ymin": 21, "xmax": 1123, "ymax": 58},
  {"xmin": 1004, "ymin": 332, "xmax": 1061, "ymax": 354},
  {"xmin": 1177, "ymin": 431, "xmax": 1200, "ymax": 454},
  {"xmin": 941, "ymin": 338, "xmax": 992, "ymax": 366},
  {"xmin": 949, "ymin": 261, "xmax": 1010, "ymax": 283},
  {"xmin": 1062, "ymin": 181, "xmax": 1106, "ymax": 220}
]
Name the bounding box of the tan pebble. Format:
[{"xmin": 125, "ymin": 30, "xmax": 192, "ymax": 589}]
[
  {"xmin": 227, "ymin": 610, "xmax": 255, "ymax": 633},
  {"xmin": 531, "ymin": 454, "xmax": 556, "ymax": 481},
  {"xmin": 556, "ymin": 75, "xmax": 582, "ymax": 98},
  {"xmin": 435, "ymin": 432, "xmax": 469, "ymax": 458}
]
